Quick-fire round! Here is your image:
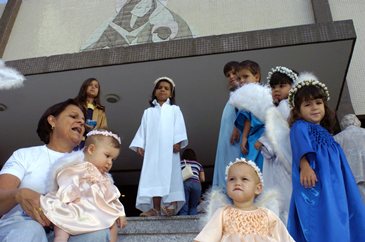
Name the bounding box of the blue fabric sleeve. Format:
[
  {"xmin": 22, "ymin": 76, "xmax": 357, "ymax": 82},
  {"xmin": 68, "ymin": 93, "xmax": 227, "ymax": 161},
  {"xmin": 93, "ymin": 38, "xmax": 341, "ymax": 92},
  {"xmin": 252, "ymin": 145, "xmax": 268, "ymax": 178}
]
[
  {"xmin": 234, "ymin": 110, "xmax": 251, "ymax": 132},
  {"xmin": 290, "ymin": 121, "xmax": 315, "ymax": 166}
]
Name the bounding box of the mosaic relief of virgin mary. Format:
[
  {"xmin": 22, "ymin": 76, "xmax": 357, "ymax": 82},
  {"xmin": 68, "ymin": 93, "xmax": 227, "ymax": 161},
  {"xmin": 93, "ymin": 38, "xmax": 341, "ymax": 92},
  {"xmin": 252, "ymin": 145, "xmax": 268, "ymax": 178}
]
[{"xmin": 81, "ymin": 0, "xmax": 193, "ymax": 51}]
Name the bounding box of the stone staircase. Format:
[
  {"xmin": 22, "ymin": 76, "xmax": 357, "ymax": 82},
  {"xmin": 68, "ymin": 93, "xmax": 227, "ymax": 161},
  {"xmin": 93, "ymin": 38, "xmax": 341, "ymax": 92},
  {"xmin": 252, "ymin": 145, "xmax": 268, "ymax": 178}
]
[{"xmin": 117, "ymin": 215, "xmax": 202, "ymax": 242}]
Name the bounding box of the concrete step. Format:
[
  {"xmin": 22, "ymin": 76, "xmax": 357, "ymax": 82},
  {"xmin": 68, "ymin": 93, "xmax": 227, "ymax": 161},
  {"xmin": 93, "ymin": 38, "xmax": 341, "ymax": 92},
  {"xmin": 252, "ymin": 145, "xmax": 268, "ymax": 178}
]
[{"xmin": 118, "ymin": 215, "xmax": 202, "ymax": 242}]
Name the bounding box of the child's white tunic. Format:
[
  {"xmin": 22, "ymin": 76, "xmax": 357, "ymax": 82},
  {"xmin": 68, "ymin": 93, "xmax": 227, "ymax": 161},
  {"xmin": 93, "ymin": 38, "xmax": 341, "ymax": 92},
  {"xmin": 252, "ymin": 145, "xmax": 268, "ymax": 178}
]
[{"xmin": 130, "ymin": 99, "xmax": 188, "ymax": 212}]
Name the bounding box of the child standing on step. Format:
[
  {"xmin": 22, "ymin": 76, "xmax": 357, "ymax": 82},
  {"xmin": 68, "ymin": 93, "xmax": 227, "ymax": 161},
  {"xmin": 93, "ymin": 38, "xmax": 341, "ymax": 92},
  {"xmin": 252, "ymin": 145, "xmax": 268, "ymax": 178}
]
[
  {"xmin": 40, "ymin": 129, "xmax": 127, "ymax": 242},
  {"xmin": 287, "ymin": 73, "xmax": 365, "ymax": 242},
  {"xmin": 130, "ymin": 77, "xmax": 188, "ymax": 217},
  {"xmin": 194, "ymin": 157, "xmax": 294, "ymax": 241}
]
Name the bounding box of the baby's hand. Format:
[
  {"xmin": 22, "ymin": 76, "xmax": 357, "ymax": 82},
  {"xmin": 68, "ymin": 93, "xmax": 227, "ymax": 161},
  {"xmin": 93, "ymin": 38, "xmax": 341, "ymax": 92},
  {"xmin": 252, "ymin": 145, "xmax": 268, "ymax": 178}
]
[
  {"xmin": 137, "ymin": 147, "xmax": 144, "ymax": 157},
  {"xmin": 117, "ymin": 216, "xmax": 128, "ymax": 229},
  {"xmin": 173, "ymin": 143, "xmax": 181, "ymax": 153}
]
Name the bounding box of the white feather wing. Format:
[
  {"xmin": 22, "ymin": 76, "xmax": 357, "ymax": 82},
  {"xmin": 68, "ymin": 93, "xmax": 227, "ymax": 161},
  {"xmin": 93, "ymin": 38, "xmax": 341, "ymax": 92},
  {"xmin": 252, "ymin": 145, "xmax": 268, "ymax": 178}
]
[
  {"xmin": 229, "ymin": 83, "xmax": 273, "ymax": 122},
  {"xmin": 0, "ymin": 59, "xmax": 25, "ymax": 90},
  {"xmin": 265, "ymin": 107, "xmax": 292, "ymax": 174}
]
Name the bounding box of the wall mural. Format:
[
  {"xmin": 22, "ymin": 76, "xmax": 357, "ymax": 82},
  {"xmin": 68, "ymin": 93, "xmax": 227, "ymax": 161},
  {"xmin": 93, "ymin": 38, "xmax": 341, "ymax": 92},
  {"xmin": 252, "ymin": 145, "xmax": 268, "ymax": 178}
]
[{"xmin": 81, "ymin": 0, "xmax": 193, "ymax": 51}]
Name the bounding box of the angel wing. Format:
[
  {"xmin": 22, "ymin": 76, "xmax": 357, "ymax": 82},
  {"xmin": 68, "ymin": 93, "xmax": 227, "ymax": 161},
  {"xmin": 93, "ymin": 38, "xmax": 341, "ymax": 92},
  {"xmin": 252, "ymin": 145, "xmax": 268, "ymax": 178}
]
[
  {"xmin": 0, "ymin": 59, "xmax": 25, "ymax": 90},
  {"xmin": 229, "ymin": 83, "xmax": 274, "ymax": 122},
  {"xmin": 265, "ymin": 106, "xmax": 292, "ymax": 174},
  {"xmin": 199, "ymin": 187, "xmax": 231, "ymax": 227}
]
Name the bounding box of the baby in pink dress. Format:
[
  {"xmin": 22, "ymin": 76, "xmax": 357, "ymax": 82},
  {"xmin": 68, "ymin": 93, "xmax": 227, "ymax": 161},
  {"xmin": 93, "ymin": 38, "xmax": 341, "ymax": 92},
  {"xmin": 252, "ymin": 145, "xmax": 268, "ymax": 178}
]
[
  {"xmin": 40, "ymin": 130, "xmax": 127, "ymax": 242},
  {"xmin": 195, "ymin": 158, "xmax": 294, "ymax": 242}
]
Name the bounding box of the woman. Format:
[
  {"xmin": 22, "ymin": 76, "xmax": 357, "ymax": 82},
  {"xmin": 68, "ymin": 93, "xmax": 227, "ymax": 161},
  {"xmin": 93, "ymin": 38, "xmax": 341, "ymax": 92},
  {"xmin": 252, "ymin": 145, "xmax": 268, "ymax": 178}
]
[{"xmin": 0, "ymin": 99, "xmax": 111, "ymax": 242}]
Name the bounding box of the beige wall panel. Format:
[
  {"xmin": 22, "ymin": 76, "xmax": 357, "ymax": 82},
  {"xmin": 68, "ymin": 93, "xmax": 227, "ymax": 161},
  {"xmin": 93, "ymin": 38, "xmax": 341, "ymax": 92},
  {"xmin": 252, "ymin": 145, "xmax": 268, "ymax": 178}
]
[
  {"xmin": 329, "ymin": 0, "xmax": 365, "ymax": 115},
  {"xmin": 168, "ymin": 0, "xmax": 314, "ymax": 36},
  {"xmin": 2, "ymin": 0, "xmax": 115, "ymax": 60},
  {"xmin": 3, "ymin": 0, "xmax": 313, "ymax": 60}
]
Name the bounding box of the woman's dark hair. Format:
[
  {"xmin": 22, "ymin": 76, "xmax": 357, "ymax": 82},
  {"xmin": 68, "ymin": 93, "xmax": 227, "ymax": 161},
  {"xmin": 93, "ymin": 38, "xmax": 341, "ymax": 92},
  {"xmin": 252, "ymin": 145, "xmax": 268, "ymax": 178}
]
[
  {"xmin": 149, "ymin": 79, "xmax": 176, "ymax": 106},
  {"xmin": 269, "ymin": 71, "xmax": 298, "ymax": 87},
  {"xmin": 181, "ymin": 148, "xmax": 197, "ymax": 161},
  {"xmin": 37, "ymin": 99, "xmax": 86, "ymax": 144},
  {"xmin": 288, "ymin": 85, "xmax": 336, "ymax": 133},
  {"xmin": 74, "ymin": 78, "xmax": 105, "ymax": 110},
  {"xmin": 223, "ymin": 61, "xmax": 239, "ymax": 76},
  {"xmin": 238, "ymin": 60, "xmax": 261, "ymax": 82}
]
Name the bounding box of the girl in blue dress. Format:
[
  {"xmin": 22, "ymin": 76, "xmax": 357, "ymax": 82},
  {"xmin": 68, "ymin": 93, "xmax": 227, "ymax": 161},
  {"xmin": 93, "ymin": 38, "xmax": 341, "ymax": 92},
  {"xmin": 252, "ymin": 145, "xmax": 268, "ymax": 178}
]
[{"xmin": 287, "ymin": 72, "xmax": 365, "ymax": 242}]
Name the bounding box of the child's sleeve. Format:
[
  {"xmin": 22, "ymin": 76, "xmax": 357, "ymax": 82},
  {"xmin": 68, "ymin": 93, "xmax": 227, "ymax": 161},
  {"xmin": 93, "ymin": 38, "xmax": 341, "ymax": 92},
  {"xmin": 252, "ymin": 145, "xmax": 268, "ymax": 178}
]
[
  {"xmin": 173, "ymin": 106, "xmax": 188, "ymax": 148},
  {"xmin": 290, "ymin": 121, "xmax": 316, "ymax": 166},
  {"xmin": 129, "ymin": 110, "xmax": 147, "ymax": 151},
  {"xmin": 194, "ymin": 208, "xmax": 223, "ymax": 242}
]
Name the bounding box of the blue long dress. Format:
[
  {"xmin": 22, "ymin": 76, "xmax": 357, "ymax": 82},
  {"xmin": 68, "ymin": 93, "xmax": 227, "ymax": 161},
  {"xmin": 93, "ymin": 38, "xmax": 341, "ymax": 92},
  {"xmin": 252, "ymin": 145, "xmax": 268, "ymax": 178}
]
[
  {"xmin": 212, "ymin": 102, "xmax": 241, "ymax": 189},
  {"xmin": 288, "ymin": 120, "xmax": 365, "ymax": 242},
  {"xmin": 234, "ymin": 110, "xmax": 264, "ymax": 171}
]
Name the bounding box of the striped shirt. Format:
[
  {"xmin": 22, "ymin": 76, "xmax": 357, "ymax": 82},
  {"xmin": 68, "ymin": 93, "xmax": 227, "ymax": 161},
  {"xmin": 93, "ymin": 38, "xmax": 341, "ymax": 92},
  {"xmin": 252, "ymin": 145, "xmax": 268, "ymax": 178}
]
[{"xmin": 180, "ymin": 159, "xmax": 204, "ymax": 182}]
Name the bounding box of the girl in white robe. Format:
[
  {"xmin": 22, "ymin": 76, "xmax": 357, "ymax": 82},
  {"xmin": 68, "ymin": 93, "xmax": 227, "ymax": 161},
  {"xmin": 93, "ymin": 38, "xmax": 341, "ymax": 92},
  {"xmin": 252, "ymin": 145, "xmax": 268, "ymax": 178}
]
[{"xmin": 130, "ymin": 77, "xmax": 188, "ymax": 216}]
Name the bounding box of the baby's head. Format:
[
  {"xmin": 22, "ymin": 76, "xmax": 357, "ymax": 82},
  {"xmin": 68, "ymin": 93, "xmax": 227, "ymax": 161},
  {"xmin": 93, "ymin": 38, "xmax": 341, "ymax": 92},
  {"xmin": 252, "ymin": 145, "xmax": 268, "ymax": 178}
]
[
  {"xmin": 84, "ymin": 129, "xmax": 121, "ymax": 174},
  {"xmin": 225, "ymin": 158, "xmax": 263, "ymax": 206},
  {"xmin": 267, "ymin": 66, "xmax": 298, "ymax": 104},
  {"xmin": 223, "ymin": 61, "xmax": 240, "ymax": 91}
]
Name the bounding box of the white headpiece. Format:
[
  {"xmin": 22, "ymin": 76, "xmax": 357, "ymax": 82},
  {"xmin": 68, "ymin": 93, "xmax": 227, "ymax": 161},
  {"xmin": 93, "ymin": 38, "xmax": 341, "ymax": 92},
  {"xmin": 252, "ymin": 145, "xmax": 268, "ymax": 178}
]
[
  {"xmin": 288, "ymin": 72, "xmax": 330, "ymax": 109},
  {"xmin": 86, "ymin": 129, "xmax": 121, "ymax": 144},
  {"xmin": 225, "ymin": 157, "xmax": 264, "ymax": 186},
  {"xmin": 153, "ymin": 76, "xmax": 175, "ymax": 89},
  {"xmin": 266, "ymin": 66, "xmax": 298, "ymax": 85}
]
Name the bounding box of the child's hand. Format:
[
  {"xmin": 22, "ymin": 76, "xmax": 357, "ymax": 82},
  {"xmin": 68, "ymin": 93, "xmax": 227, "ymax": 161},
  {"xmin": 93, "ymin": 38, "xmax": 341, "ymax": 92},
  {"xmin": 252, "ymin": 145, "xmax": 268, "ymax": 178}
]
[
  {"xmin": 240, "ymin": 137, "xmax": 248, "ymax": 154},
  {"xmin": 173, "ymin": 143, "xmax": 181, "ymax": 153},
  {"xmin": 137, "ymin": 147, "xmax": 144, "ymax": 157},
  {"xmin": 117, "ymin": 216, "xmax": 128, "ymax": 229},
  {"xmin": 230, "ymin": 127, "xmax": 240, "ymax": 144},
  {"xmin": 254, "ymin": 141, "xmax": 263, "ymax": 150},
  {"xmin": 300, "ymin": 158, "xmax": 317, "ymax": 188}
]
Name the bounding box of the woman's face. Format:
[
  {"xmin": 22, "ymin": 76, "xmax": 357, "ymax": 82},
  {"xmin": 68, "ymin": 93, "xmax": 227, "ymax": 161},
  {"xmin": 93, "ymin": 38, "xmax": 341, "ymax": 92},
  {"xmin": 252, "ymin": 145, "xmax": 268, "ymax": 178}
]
[
  {"xmin": 86, "ymin": 80, "xmax": 99, "ymax": 99},
  {"xmin": 49, "ymin": 104, "xmax": 85, "ymax": 149}
]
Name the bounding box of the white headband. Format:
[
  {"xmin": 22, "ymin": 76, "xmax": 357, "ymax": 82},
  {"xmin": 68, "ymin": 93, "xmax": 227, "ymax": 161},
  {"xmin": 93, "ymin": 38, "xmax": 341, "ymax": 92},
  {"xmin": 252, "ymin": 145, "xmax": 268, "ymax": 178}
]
[
  {"xmin": 266, "ymin": 66, "xmax": 298, "ymax": 85},
  {"xmin": 86, "ymin": 130, "xmax": 121, "ymax": 144},
  {"xmin": 288, "ymin": 72, "xmax": 330, "ymax": 109},
  {"xmin": 225, "ymin": 157, "xmax": 264, "ymax": 186},
  {"xmin": 153, "ymin": 76, "xmax": 175, "ymax": 88}
]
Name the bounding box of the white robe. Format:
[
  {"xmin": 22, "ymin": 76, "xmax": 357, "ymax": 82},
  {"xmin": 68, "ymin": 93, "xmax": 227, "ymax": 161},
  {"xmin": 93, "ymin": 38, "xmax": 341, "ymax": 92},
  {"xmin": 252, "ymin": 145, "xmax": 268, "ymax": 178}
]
[{"xmin": 130, "ymin": 99, "xmax": 188, "ymax": 212}]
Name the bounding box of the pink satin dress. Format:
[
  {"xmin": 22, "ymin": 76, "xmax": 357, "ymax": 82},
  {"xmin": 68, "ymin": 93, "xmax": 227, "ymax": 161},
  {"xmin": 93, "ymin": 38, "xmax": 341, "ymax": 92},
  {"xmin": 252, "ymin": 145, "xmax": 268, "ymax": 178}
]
[{"xmin": 40, "ymin": 161, "xmax": 125, "ymax": 235}]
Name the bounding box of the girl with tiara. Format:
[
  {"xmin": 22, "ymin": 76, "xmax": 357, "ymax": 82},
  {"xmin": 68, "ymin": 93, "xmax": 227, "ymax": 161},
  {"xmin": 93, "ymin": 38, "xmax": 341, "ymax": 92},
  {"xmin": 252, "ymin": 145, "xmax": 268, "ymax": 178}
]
[
  {"xmin": 256, "ymin": 66, "xmax": 298, "ymax": 223},
  {"xmin": 130, "ymin": 77, "xmax": 188, "ymax": 217},
  {"xmin": 287, "ymin": 73, "xmax": 365, "ymax": 242},
  {"xmin": 40, "ymin": 129, "xmax": 127, "ymax": 242},
  {"xmin": 194, "ymin": 157, "xmax": 294, "ymax": 242}
]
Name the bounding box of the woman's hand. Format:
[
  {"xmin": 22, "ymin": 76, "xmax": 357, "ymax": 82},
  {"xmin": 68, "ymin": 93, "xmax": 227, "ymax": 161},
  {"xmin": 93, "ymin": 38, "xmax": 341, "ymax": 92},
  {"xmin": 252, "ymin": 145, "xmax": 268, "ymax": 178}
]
[
  {"xmin": 173, "ymin": 143, "xmax": 181, "ymax": 153},
  {"xmin": 137, "ymin": 147, "xmax": 145, "ymax": 157},
  {"xmin": 15, "ymin": 188, "xmax": 50, "ymax": 227}
]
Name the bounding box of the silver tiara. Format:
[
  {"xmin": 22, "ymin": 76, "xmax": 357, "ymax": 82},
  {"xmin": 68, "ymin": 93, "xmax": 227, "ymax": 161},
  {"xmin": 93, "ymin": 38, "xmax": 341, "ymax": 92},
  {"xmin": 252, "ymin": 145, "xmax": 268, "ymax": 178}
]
[
  {"xmin": 266, "ymin": 66, "xmax": 298, "ymax": 85},
  {"xmin": 225, "ymin": 157, "xmax": 264, "ymax": 186},
  {"xmin": 288, "ymin": 72, "xmax": 330, "ymax": 109},
  {"xmin": 86, "ymin": 130, "xmax": 121, "ymax": 144}
]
